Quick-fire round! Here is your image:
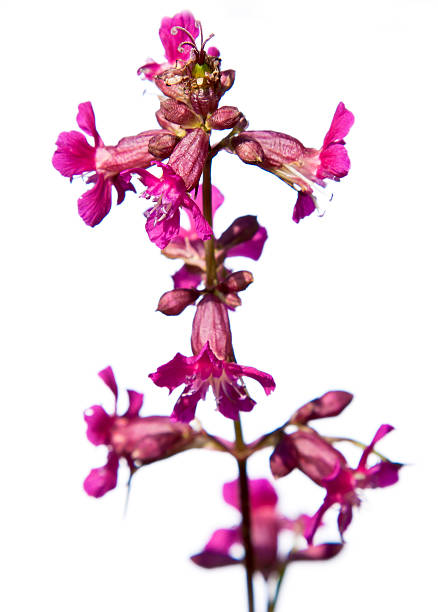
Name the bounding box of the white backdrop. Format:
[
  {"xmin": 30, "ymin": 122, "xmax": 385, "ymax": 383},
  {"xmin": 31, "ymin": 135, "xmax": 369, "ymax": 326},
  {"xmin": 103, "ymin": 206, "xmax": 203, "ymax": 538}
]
[{"xmin": 2, "ymin": 0, "xmax": 437, "ymax": 610}]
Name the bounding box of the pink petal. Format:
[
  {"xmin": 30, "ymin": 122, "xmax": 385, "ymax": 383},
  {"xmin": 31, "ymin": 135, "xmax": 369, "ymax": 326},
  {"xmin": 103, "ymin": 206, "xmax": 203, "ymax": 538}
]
[
  {"xmin": 113, "ymin": 172, "xmax": 135, "ymax": 205},
  {"xmin": 78, "ymin": 175, "xmax": 112, "ymax": 227},
  {"xmin": 172, "ymin": 265, "xmax": 202, "ymax": 289},
  {"xmin": 126, "ymin": 390, "xmax": 144, "ymax": 417},
  {"xmin": 159, "ymin": 12, "xmax": 199, "ymax": 64},
  {"xmin": 290, "ymin": 543, "xmax": 343, "ymax": 562},
  {"xmin": 98, "ymin": 366, "xmax": 118, "ymax": 399},
  {"xmin": 361, "ymin": 461, "xmax": 402, "ymax": 489},
  {"xmin": 223, "ymin": 478, "xmax": 278, "ymax": 511},
  {"xmin": 227, "ymin": 363, "xmax": 276, "ymax": 395},
  {"xmin": 52, "ymin": 130, "xmax": 96, "ymax": 177},
  {"xmin": 292, "ymin": 192, "xmax": 316, "ymax": 223},
  {"xmin": 216, "ymin": 381, "xmax": 256, "ymax": 419},
  {"xmin": 322, "ymin": 102, "xmax": 354, "ymax": 149},
  {"xmin": 205, "ymin": 527, "xmax": 241, "ymax": 553},
  {"xmin": 149, "ymin": 352, "xmax": 192, "ymax": 392},
  {"xmin": 337, "ymin": 503, "xmax": 353, "ymax": 536},
  {"xmin": 137, "ymin": 58, "xmax": 165, "ymax": 81},
  {"xmin": 171, "ymin": 386, "xmax": 204, "ymax": 423},
  {"xmin": 358, "ymin": 424, "xmax": 395, "ymax": 468},
  {"xmin": 185, "ymin": 199, "xmax": 213, "ymax": 241},
  {"xmin": 318, "ymin": 143, "xmax": 351, "ymax": 180},
  {"xmin": 226, "ymin": 226, "xmax": 268, "ymax": 261},
  {"xmin": 76, "ymin": 102, "xmax": 103, "ymax": 146},
  {"xmin": 191, "ymin": 550, "xmax": 239, "ymax": 569},
  {"xmin": 84, "ymin": 405, "xmax": 112, "ymax": 446},
  {"xmin": 83, "ymin": 452, "xmax": 119, "ymax": 498},
  {"xmin": 145, "ymin": 207, "xmax": 180, "ymax": 249}
]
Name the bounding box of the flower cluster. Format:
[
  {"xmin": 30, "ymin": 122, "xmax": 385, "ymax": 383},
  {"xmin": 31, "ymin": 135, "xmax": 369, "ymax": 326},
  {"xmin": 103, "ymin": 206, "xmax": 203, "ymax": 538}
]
[{"xmin": 55, "ymin": 10, "xmax": 402, "ymax": 612}]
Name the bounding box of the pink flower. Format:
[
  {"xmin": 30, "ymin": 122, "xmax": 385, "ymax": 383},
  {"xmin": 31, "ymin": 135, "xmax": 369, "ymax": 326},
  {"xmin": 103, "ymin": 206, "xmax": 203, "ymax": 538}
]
[
  {"xmin": 141, "ymin": 163, "xmax": 212, "ymax": 249},
  {"xmin": 270, "ymin": 425, "xmax": 402, "ymax": 542},
  {"xmin": 53, "ymin": 102, "xmax": 165, "ymax": 226},
  {"xmin": 191, "ymin": 479, "xmax": 342, "ymax": 576},
  {"xmin": 232, "ymin": 102, "xmax": 354, "ymax": 223},
  {"xmin": 162, "ymin": 184, "xmax": 267, "ymax": 290},
  {"xmin": 149, "ymin": 342, "xmax": 275, "ymax": 422},
  {"xmin": 84, "ymin": 367, "xmax": 197, "ymax": 498},
  {"xmin": 137, "ymin": 12, "xmax": 200, "ymax": 81}
]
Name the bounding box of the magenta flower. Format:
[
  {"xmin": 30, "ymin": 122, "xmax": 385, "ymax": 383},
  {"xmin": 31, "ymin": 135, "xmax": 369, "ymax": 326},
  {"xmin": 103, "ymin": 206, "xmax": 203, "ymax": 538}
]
[
  {"xmin": 141, "ymin": 163, "xmax": 212, "ymax": 249},
  {"xmin": 149, "ymin": 342, "xmax": 275, "ymax": 422},
  {"xmin": 232, "ymin": 102, "xmax": 354, "ymax": 222},
  {"xmin": 137, "ymin": 11, "xmax": 200, "ymax": 81},
  {"xmin": 162, "ymin": 184, "xmax": 267, "ymax": 290},
  {"xmin": 52, "ymin": 102, "xmax": 164, "ymax": 226},
  {"xmin": 191, "ymin": 478, "xmax": 342, "ymax": 576},
  {"xmin": 84, "ymin": 366, "xmax": 197, "ymax": 498},
  {"xmin": 270, "ymin": 425, "xmax": 402, "ymax": 542}
]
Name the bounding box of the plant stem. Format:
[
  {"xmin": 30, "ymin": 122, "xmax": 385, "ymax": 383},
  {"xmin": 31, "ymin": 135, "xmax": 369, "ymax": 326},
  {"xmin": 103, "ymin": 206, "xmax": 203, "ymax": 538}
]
[
  {"xmin": 202, "ymin": 157, "xmax": 255, "ymax": 612},
  {"xmin": 234, "ymin": 419, "xmax": 255, "ymax": 612},
  {"xmin": 267, "ymin": 563, "xmax": 288, "ymax": 612},
  {"xmin": 202, "ymin": 154, "xmax": 217, "ymax": 289}
]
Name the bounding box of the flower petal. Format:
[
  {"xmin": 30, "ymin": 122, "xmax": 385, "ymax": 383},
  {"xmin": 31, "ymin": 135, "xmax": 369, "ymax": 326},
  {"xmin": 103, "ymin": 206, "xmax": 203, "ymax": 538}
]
[
  {"xmin": 78, "ymin": 175, "xmax": 112, "ymax": 227},
  {"xmin": 98, "ymin": 366, "xmax": 118, "ymax": 399},
  {"xmin": 52, "ymin": 130, "xmax": 96, "ymax": 177},
  {"xmin": 149, "ymin": 352, "xmax": 193, "ymax": 392},
  {"xmin": 83, "ymin": 451, "xmax": 119, "ymax": 498},
  {"xmin": 292, "ymin": 192, "xmax": 316, "ymax": 223},
  {"xmin": 76, "ymin": 101, "xmax": 103, "ymax": 146},
  {"xmin": 322, "ymin": 102, "xmax": 354, "ymax": 149},
  {"xmin": 159, "ymin": 11, "xmax": 199, "ymax": 64},
  {"xmin": 84, "ymin": 405, "xmax": 112, "ymax": 446}
]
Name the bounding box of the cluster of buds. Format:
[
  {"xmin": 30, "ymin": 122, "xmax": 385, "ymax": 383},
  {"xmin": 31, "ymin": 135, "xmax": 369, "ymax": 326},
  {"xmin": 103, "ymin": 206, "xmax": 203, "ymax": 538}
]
[{"xmin": 54, "ymin": 10, "xmax": 402, "ymax": 611}]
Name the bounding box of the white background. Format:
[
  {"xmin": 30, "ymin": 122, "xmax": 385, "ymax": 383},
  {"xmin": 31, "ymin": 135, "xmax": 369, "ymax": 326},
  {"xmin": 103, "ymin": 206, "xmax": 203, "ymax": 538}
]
[{"xmin": 2, "ymin": 0, "xmax": 437, "ymax": 610}]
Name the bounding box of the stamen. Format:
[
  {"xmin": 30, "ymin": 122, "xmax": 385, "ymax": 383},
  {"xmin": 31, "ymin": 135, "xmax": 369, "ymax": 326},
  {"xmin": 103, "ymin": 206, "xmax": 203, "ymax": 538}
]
[
  {"xmin": 171, "ymin": 25, "xmax": 198, "ymax": 48},
  {"xmin": 201, "ymin": 32, "xmax": 215, "ymax": 51},
  {"xmin": 178, "ymin": 40, "xmax": 198, "ymax": 54}
]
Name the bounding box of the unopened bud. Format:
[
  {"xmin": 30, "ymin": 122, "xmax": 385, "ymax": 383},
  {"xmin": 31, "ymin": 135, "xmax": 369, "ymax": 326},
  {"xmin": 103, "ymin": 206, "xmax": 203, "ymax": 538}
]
[
  {"xmin": 148, "ymin": 133, "xmax": 179, "ymax": 159},
  {"xmin": 233, "ymin": 136, "xmax": 265, "ymax": 164},
  {"xmin": 219, "ymin": 271, "xmax": 254, "ymax": 293},
  {"xmin": 207, "ymin": 106, "xmax": 243, "ymax": 130},
  {"xmin": 222, "ymin": 292, "xmax": 241, "ymax": 310},
  {"xmin": 219, "ymin": 69, "xmax": 236, "ymax": 95},
  {"xmin": 191, "ymin": 295, "xmax": 233, "ymax": 360},
  {"xmin": 160, "ymin": 99, "xmax": 200, "ymax": 128},
  {"xmin": 291, "ymin": 391, "xmax": 354, "ymax": 425},
  {"xmin": 157, "ymin": 288, "xmax": 200, "ymax": 316}
]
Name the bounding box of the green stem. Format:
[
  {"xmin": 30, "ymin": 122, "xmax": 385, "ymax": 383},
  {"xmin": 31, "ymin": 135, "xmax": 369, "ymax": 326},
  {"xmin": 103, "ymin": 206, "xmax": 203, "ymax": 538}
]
[
  {"xmin": 202, "ymin": 155, "xmax": 217, "ymax": 289},
  {"xmin": 267, "ymin": 563, "xmax": 288, "ymax": 612},
  {"xmin": 202, "ymin": 158, "xmax": 255, "ymax": 612}
]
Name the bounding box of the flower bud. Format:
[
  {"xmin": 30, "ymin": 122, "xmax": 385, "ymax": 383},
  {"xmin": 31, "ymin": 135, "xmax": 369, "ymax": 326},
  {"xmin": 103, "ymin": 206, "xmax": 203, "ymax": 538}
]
[
  {"xmin": 219, "ymin": 69, "xmax": 236, "ymax": 95},
  {"xmin": 191, "ymin": 295, "xmax": 233, "ymax": 360},
  {"xmin": 233, "ymin": 136, "xmax": 265, "ymax": 164},
  {"xmin": 148, "ymin": 133, "xmax": 179, "ymax": 159},
  {"xmin": 169, "ymin": 128, "xmax": 209, "ymax": 191},
  {"xmin": 234, "ymin": 131, "xmax": 304, "ymax": 167},
  {"xmin": 222, "ymin": 292, "xmax": 241, "ymax": 310},
  {"xmin": 291, "ymin": 391, "xmax": 354, "ymax": 425},
  {"xmin": 219, "ymin": 271, "xmax": 254, "ymax": 293},
  {"xmin": 157, "ymin": 288, "xmax": 200, "ymax": 316},
  {"xmin": 207, "ymin": 106, "xmax": 243, "ymax": 130},
  {"xmin": 160, "ymin": 99, "xmax": 200, "ymax": 128}
]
